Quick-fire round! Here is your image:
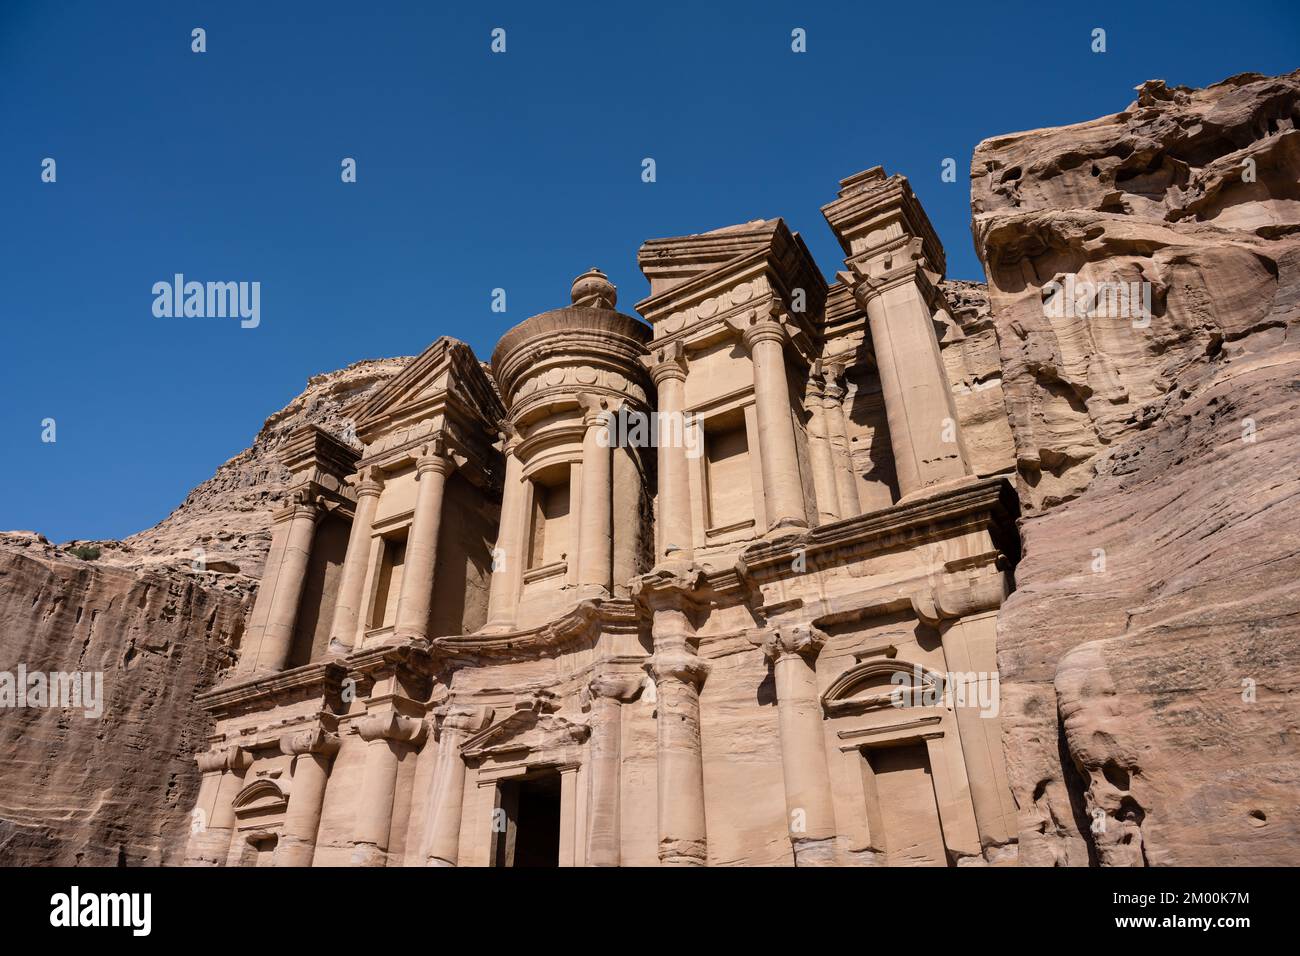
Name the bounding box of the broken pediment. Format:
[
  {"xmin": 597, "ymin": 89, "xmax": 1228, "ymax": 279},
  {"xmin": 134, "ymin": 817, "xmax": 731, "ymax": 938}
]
[{"xmin": 353, "ymin": 336, "xmax": 504, "ymax": 447}]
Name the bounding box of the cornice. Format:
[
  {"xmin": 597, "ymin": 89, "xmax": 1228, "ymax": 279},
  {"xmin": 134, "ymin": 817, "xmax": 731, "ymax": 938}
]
[
  {"xmin": 433, "ymin": 599, "xmax": 639, "ymax": 659},
  {"xmin": 722, "ymin": 476, "xmax": 1019, "ymax": 594},
  {"xmin": 197, "ymin": 660, "xmax": 349, "ymax": 717}
]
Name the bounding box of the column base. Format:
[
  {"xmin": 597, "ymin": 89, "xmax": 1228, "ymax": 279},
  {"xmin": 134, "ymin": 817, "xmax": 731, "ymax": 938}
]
[
  {"xmin": 791, "ymin": 835, "xmax": 837, "ymax": 866},
  {"xmin": 272, "ymin": 837, "xmax": 317, "ymax": 868},
  {"xmin": 349, "ymin": 842, "xmax": 388, "ymax": 867},
  {"xmin": 765, "ymin": 516, "xmax": 809, "ymax": 537},
  {"xmin": 896, "ymin": 474, "xmax": 982, "ymax": 506},
  {"xmin": 658, "ymin": 838, "xmax": 707, "ymax": 866}
]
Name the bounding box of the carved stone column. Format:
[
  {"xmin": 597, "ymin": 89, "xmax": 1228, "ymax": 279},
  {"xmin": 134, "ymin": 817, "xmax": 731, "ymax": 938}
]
[
  {"xmin": 585, "ymin": 666, "xmax": 642, "ymax": 866},
  {"xmin": 637, "ymin": 571, "xmax": 711, "ymax": 866},
  {"xmin": 643, "ymin": 341, "xmax": 693, "ymax": 565},
  {"xmin": 394, "ymin": 445, "xmax": 455, "ymax": 642},
  {"xmin": 820, "ymin": 362, "xmax": 863, "ymax": 518},
  {"xmin": 853, "ymin": 265, "xmax": 969, "ymax": 501},
  {"xmin": 273, "ymin": 728, "xmax": 341, "ymax": 867},
  {"xmin": 328, "ymin": 470, "xmax": 384, "ymax": 655},
  {"xmin": 755, "ymin": 626, "xmax": 837, "ymax": 865},
  {"xmin": 241, "ymin": 490, "xmax": 322, "ymax": 675},
  {"xmin": 732, "ymin": 308, "xmax": 808, "ymax": 533},
  {"xmin": 576, "ymin": 393, "xmax": 614, "ymax": 594},
  {"xmin": 911, "ymin": 556, "xmax": 1017, "ymax": 855},
  {"xmin": 185, "ymin": 745, "xmax": 251, "ymax": 866},
  {"xmin": 423, "ymin": 705, "xmax": 493, "ymax": 867},
  {"xmin": 485, "ymin": 427, "xmax": 525, "ymax": 631},
  {"xmin": 350, "ymin": 712, "xmax": 428, "ymax": 867},
  {"xmin": 804, "ymin": 368, "xmax": 841, "ymax": 525}
]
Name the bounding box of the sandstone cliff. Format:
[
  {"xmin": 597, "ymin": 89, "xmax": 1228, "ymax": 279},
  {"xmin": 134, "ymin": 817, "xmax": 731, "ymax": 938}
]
[
  {"xmin": 972, "ymin": 70, "xmax": 1300, "ymax": 864},
  {"xmin": 0, "ymin": 357, "xmax": 408, "ymax": 865}
]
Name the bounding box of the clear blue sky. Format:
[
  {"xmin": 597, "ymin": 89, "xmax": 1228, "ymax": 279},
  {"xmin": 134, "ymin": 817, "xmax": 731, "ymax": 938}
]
[{"xmin": 2, "ymin": 0, "xmax": 1296, "ymax": 543}]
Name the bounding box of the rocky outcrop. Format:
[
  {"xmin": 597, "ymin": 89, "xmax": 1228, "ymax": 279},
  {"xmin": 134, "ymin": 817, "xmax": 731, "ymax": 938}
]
[
  {"xmin": 0, "ymin": 532, "xmax": 246, "ymax": 865},
  {"xmin": 972, "ymin": 70, "xmax": 1300, "ymax": 865},
  {"xmin": 0, "ymin": 357, "xmax": 409, "ymax": 865}
]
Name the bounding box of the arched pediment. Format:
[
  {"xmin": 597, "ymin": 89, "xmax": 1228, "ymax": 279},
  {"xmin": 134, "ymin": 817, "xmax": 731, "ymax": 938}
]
[
  {"xmin": 232, "ymin": 778, "xmax": 288, "ymax": 817},
  {"xmin": 822, "ymin": 659, "xmax": 946, "ymax": 715}
]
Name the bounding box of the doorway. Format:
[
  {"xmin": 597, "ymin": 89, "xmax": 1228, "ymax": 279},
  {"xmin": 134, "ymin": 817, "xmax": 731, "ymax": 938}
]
[
  {"xmin": 865, "ymin": 743, "xmax": 950, "ymax": 866},
  {"xmin": 491, "ymin": 771, "xmax": 562, "ymax": 867}
]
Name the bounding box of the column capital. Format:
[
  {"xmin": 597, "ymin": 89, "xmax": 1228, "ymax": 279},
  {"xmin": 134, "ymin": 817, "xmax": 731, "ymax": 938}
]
[
  {"xmin": 642, "ymin": 340, "xmax": 688, "ymax": 385},
  {"xmin": 647, "ymin": 647, "xmax": 710, "ymax": 690},
  {"xmin": 588, "ymin": 663, "xmax": 644, "ymax": 703},
  {"xmin": 751, "ymin": 624, "xmax": 826, "ymax": 664},
  {"xmin": 355, "ymin": 467, "xmax": 385, "ymax": 499},
  {"xmin": 500, "ymin": 420, "xmax": 522, "ymax": 455},
  {"xmin": 728, "ymin": 305, "xmax": 789, "ymax": 352},
  {"xmin": 274, "ymin": 486, "xmax": 325, "ymax": 524},
  {"xmin": 820, "ymin": 362, "xmax": 847, "ymax": 405},
  {"xmin": 196, "ymin": 744, "xmax": 252, "ymax": 775},
  {"xmin": 576, "ymin": 391, "xmax": 617, "ymax": 427},
  {"xmin": 840, "ymin": 240, "xmax": 940, "ymax": 311},
  {"xmin": 279, "ymin": 727, "xmax": 342, "ymax": 759},
  {"xmin": 355, "ymin": 711, "xmax": 428, "ymax": 746},
  {"xmin": 416, "ymin": 443, "xmax": 456, "ymax": 479},
  {"xmin": 910, "ymin": 553, "xmax": 1010, "ymax": 625},
  {"xmin": 434, "ymin": 703, "xmax": 494, "ymax": 739},
  {"xmin": 632, "ymin": 566, "xmax": 708, "ymax": 612}
]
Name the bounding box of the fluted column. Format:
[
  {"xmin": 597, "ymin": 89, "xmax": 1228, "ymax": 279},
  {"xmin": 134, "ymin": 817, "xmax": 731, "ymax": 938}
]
[
  {"xmin": 644, "ymin": 341, "xmax": 693, "ymax": 566},
  {"xmin": 241, "ymin": 490, "xmax": 322, "ymax": 675},
  {"xmin": 734, "ymin": 309, "xmax": 808, "ymax": 533},
  {"xmin": 643, "ymin": 586, "xmax": 710, "ymax": 866},
  {"xmin": 804, "ymin": 369, "xmax": 840, "ymax": 525},
  {"xmin": 185, "ymin": 746, "xmax": 251, "ymax": 866},
  {"xmin": 585, "ymin": 667, "xmax": 641, "ymax": 866},
  {"xmin": 854, "ymin": 268, "xmax": 969, "ymax": 500},
  {"xmin": 350, "ymin": 712, "xmax": 428, "ymax": 867},
  {"xmin": 755, "ymin": 626, "xmax": 837, "ymax": 865},
  {"xmin": 576, "ymin": 393, "xmax": 613, "ymax": 594},
  {"xmin": 485, "ymin": 428, "xmax": 526, "ymax": 631},
  {"xmin": 394, "ymin": 446, "xmax": 455, "ymax": 642},
  {"xmin": 821, "ymin": 363, "xmax": 863, "ymax": 518},
  {"xmin": 328, "ymin": 470, "xmax": 384, "ymax": 655},
  {"xmin": 274, "ymin": 728, "xmax": 341, "ymax": 867},
  {"xmin": 423, "ymin": 705, "xmax": 492, "ymax": 866}
]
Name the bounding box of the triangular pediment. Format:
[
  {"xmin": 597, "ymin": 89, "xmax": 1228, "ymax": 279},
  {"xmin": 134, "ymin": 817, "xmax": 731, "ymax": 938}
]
[{"xmin": 354, "ymin": 336, "xmax": 504, "ymax": 444}]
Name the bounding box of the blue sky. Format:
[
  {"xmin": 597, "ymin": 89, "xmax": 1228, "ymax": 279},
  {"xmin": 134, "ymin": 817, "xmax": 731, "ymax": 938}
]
[{"xmin": 2, "ymin": 0, "xmax": 1297, "ymax": 543}]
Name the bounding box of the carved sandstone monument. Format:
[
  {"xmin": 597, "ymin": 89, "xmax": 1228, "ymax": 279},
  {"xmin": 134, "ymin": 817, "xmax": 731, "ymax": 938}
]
[
  {"xmin": 3, "ymin": 70, "xmax": 1296, "ymax": 868},
  {"xmin": 182, "ymin": 176, "xmax": 1025, "ymax": 868}
]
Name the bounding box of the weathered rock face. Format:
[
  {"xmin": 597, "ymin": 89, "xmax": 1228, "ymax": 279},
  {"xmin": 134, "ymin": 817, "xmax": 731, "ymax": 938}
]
[
  {"xmin": 0, "ymin": 532, "xmax": 246, "ymax": 865},
  {"xmin": 0, "ymin": 357, "xmax": 409, "ymax": 865},
  {"xmin": 972, "ymin": 70, "xmax": 1300, "ymax": 865}
]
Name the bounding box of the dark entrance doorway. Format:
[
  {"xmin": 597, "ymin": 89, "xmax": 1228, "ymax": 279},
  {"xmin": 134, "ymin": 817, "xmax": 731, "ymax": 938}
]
[{"xmin": 492, "ymin": 771, "xmax": 562, "ymax": 867}]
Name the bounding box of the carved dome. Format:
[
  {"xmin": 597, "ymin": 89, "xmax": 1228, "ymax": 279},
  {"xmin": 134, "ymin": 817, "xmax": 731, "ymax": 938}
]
[{"xmin": 490, "ymin": 271, "xmax": 652, "ymax": 415}]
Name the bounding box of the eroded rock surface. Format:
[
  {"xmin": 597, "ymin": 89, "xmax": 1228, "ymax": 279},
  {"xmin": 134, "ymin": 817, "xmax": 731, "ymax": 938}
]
[
  {"xmin": 0, "ymin": 532, "xmax": 246, "ymax": 865},
  {"xmin": 973, "ymin": 70, "xmax": 1300, "ymax": 865}
]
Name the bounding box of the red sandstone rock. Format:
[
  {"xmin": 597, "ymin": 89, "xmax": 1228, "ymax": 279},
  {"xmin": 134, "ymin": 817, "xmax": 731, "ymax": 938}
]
[{"xmin": 972, "ymin": 70, "xmax": 1300, "ymax": 865}]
